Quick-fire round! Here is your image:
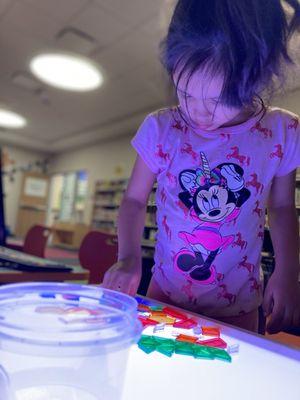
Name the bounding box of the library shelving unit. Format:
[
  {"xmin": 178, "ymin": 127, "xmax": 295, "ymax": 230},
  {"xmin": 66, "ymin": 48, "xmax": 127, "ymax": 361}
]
[
  {"xmin": 91, "ymin": 179, "xmax": 127, "ymax": 234},
  {"xmin": 91, "ymin": 179, "xmax": 158, "ymax": 259}
]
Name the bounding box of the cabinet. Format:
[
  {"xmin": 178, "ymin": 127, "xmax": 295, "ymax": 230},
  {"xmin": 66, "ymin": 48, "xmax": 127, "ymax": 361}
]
[
  {"xmin": 15, "ymin": 172, "xmax": 49, "ymax": 238},
  {"xmin": 51, "ymin": 222, "xmax": 90, "ymax": 250}
]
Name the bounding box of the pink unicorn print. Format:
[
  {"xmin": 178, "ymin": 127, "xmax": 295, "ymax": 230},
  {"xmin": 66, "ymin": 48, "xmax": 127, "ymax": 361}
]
[
  {"xmin": 162, "ymin": 215, "xmax": 171, "ymax": 239},
  {"xmin": 172, "ymin": 120, "xmax": 188, "ymax": 134},
  {"xmin": 220, "ymin": 133, "xmax": 231, "ymax": 142},
  {"xmin": 217, "ymin": 284, "xmax": 236, "ymax": 306},
  {"xmin": 270, "ymin": 144, "xmax": 283, "ymax": 160},
  {"xmin": 160, "ymin": 187, "xmax": 167, "ymax": 205},
  {"xmin": 166, "ymin": 171, "xmax": 178, "ymax": 187},
  {"xmin": 250, "ymin": 122, "xmax": 273, "ymax": 138},
  {"xmin": 288, "ymin": 117, "xmax": 299, "ymax": 130},
  {"xmin": 249, "ymin": 277, "xmax": 261, "ymax": 293},
  {"xmin": 181, "ymin": 143, "xmax": 199, "ymax": 162},
  {"xmin": 252, "ymin": 200, "xmax": 263, "ymax": 218},
  {"xmin": 238, "ymin": 256, "xmax": 255, "ymax": 275},
  {"xmin": 246, "ymin": 173, "xmax": 264, "ymax": 195},
  {"xmin": 181, "ymin": 280, "xmax": 195, "ymax": 303},
  {"xmin": 258, "ymin": 225, "xmax": 264, "ymax": 239},
  {"xmin": 155, "ymin": 144, "xmax": 170, "ymax": 162},
  {"xmin": 226, "ymin": 146, "xmax": 250, "ymax": 166},
  {"xmin": 232, "ymin": 232, "xmax": 248, "ymax": 250}
]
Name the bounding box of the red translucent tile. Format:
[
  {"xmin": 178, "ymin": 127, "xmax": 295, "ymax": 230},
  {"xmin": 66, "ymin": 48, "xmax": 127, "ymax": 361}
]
[
  {"xmin": 162, "ymin": 307, "xmax": 189, "ymax": 321},
  {"xmin": 173, "ymin": 318, "xmax": 198, "ymax": 329}
]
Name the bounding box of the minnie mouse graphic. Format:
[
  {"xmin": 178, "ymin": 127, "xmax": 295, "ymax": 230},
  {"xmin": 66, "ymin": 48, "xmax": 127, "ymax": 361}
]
[{"xmin": 174, "ymin": 152, "xmax": 251, "ymax": 284}]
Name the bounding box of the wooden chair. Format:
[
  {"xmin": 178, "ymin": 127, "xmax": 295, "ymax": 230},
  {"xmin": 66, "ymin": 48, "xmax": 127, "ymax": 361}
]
[
  {"xmin": 78, "ymin": 231, "xmax": 118, "ymax": 284},
  {"xmin": 6, "ymin": 224, "xmax": 51, "ymax": 258}
]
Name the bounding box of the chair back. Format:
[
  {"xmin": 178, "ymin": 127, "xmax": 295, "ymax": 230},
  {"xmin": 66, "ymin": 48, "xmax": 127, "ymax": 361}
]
[
  {"xmin": 23, "ymin": 225, "xmax": 51, "ymax": 258},
  {"xmin": 79, "ymin": 230, "xmax": 118, "ymax": 284}
]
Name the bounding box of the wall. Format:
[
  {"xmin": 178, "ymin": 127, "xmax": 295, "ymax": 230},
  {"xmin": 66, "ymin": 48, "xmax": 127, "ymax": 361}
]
[
  {"xmin": 272, "ymin": 88, "xmax": 300, "ymax": 113},
  {"xmin": 48, "ymin": 88, "xmax": 300, "ymax": 226},
  {"xmin": 2, "ymin": 145, "xmax": 49, "ymax": 234},
  {"xmin": 48, "ymin": 135, "xmax": 136, "ymax": 224}
]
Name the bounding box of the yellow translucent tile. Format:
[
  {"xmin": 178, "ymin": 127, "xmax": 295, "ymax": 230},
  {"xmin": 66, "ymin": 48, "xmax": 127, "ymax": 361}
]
[{"xmin": 150, "ymin": 315, "xmax": 176, "ymax": 324}]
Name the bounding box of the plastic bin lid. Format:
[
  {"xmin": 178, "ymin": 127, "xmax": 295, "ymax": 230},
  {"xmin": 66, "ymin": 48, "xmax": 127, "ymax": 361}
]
[{"xmin": 0, "ymin": 282, "xmax": 142, "ymax": 353}]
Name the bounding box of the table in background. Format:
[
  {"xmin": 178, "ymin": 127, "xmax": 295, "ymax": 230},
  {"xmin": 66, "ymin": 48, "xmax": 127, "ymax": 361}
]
[
  {"xmin": 0, "ymin": 264, "xmax": 89, "ymax": 284},
  {"xmin": 0, "ymin": 246, "xmax": 89, "ymax": 284}
]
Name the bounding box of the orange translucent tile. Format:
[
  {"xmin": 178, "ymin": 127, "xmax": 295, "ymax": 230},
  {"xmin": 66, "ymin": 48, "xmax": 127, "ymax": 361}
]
[
  {"xmin": 138, "ymin": 304, "xmax": 151, "ymax": 312},
  {"xmin": 150, "ymin": 311, "xmax": 167, "ymax": 317},
  {"xmin": 201, "ymin": 326, "xmax": 220, "ymax": 337},
  {"xmin": 176, "ymin": 334, "xmax": 198, "ymax": 344}
]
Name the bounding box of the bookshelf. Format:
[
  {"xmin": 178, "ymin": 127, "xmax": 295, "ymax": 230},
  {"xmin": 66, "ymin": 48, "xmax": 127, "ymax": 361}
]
[{"xmin": 91, "ymin": 179, "xmax": 158, "ymax": 257}]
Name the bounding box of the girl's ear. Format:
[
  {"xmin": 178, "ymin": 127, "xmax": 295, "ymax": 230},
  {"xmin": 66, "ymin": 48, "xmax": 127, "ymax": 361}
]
[{"xmin": 179, "ymin": 170, "xmax": 198, "ymax": 193}]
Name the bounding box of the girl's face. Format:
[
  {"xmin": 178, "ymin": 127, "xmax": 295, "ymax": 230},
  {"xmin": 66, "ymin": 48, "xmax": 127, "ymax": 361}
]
[{"xmin": 174, "ymin": 68, "xmax": 249, "ymax": 131}]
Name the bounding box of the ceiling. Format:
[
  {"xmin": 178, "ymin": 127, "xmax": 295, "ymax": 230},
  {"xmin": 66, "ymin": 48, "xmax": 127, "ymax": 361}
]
[{"xmin": 0, "ymin": 0, "xmax": 299, "ymax": 155}]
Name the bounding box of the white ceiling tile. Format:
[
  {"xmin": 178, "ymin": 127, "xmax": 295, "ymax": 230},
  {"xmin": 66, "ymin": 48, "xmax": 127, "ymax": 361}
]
[
  {"xmin": 2, "ymin": 1, "xmax": 62, "ymax": 42},
  {"xmin": 0, "ymin": 0, "xmax": 15, "ymax": 17},
  {"xmin": 94, "ymin": 0, "xmax": 162, "ymax": 25},
  {"xmin": 56, "ymin": 27, "xmax": 98, "ymax": 55},
  {"xmin": 0, "ymin": 27, "xmax": 46, "ymax": 78},
  {"xmin": 70, "ymin": 2, "xmax": 130, "ymax": 47},
  {"xmin": 20, "ymin": 0, "xmax": 91, "ymax": 24},
  {"xmin": 93, "ymin": 45, "xmax": 140, "ymax": 79},
  {"xmin": 99, "ymin": 29, "xmax": 160, "ymax": 75}
]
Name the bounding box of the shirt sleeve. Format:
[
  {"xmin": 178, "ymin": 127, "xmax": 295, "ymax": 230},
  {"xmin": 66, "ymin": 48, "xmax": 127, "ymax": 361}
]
[
  {"xmin": 275, "ymin": 115, "xmax": 300, "ymax": 177},
  {"xmin": 131, "ymin": 113, "xmax": 171, "ymax": 174}
]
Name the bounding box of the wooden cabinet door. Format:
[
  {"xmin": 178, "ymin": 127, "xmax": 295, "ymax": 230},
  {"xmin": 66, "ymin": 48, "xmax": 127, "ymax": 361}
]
[{"xmin": 15, "ymin": 172, "xmax": 49, "ymax": 238}]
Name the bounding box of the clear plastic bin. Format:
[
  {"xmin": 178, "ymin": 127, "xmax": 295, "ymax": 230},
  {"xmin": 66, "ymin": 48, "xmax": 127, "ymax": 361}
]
[{"xmin": 0, "ymin": 282, "xmax": 142, "ymax": 400}]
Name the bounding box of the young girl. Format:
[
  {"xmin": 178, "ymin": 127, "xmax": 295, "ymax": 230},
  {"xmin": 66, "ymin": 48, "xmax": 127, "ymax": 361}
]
[{"xmin": 103, "ymin": 0, "xmax": 300, "ymax": 333}]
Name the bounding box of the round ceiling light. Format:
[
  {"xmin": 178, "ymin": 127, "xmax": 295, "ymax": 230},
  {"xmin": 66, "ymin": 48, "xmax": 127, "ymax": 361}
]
[
  {"xmin": 30, "ymin": 52, "xmax": 103, "ymax": 92},
  {"xmin": 0, "ymin": 109, "xmax": 27, "ymax": 129}
]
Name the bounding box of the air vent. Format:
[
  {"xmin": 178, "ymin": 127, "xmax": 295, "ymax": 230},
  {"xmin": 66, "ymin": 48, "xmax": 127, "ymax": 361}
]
[
  {"xmin": 12, "ymin": 71, "xmax": 42, "ymax": 92},
  {"xmin": 56, "ymin": 27, "xmax": 98, "ymax": 55}
]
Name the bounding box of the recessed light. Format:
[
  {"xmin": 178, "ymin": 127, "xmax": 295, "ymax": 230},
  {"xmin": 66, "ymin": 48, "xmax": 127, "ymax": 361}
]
[
  {"xmin": 30, "ymin": 52, "xmax": 103, "ymax": 92},
  {"xmin": 0, "ymin": 109, "xmax": 27, "ymax": 129}
]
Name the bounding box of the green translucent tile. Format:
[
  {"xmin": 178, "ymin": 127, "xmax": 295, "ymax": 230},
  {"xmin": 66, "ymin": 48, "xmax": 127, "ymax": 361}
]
[
  {"xmin": 156, "ymin": 344, "xmax": 175, "ymax": 357},
  {"xmin": 175, "ymin": 342, "xmax": 195, "ymax": 356},
  {"xmin": 154, "ymin": 337, "xmax": 175, "ymax": 347},
  {"xmin": 149, "ymin": 306, "xmax": 164, "ymax": 311},
  {"xmin": 139, "ymin": 336, "xmax": 157, "ymax": 346},
  {"xmin": 193, "ymin": 345, "xmax": 214, "ymax": 360},
  {"xmin": 138, "ymin": 342, "xmax": 156, "ymax": 354},
  {"xmin": 209, "ymin": 347, "xmax": 232, "ymax": 362}
]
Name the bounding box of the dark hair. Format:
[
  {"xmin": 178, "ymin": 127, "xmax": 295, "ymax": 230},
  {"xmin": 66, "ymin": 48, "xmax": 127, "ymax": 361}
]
[{"xmin": 160, "ymin": 0, "xmax": 300, "ymax": 108}]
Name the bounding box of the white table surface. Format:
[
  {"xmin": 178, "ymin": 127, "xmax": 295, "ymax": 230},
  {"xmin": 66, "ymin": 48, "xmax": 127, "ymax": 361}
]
[{"xmin": 122, "ymin": 306, "xmax": 300, "ymax": 400}]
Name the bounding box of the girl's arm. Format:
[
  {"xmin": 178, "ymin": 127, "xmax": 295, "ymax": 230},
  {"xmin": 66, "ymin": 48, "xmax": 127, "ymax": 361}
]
[
  {"xmin": 102, "ymin": 155, "xmax": 156, "ymax": 295},
  {"xmin": 263, "ymin": 170, "xmax": 300, "ymax": 333}
]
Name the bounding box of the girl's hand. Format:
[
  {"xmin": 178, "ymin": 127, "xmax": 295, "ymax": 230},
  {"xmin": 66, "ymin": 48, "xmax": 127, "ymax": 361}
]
[
  {"xmin": 102, "ymin": 256, "xmax": 142, "ymax": 297},
  {"xmin": 220, "ymin": 164, "xmax": 245, "ymax": 192},
  {"xmin": 262, "ymin": 272, "xmax": 300, "ymax": 334}
]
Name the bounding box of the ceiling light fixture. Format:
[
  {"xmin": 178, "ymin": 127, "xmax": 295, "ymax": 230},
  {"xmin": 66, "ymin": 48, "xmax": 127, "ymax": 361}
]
[
  {"xmin": 0, "ymin": 109, "xmax": 27, "ymax": 129},
  {"xmin": 30, "ymin": 52, "xmax": 103, "ymax": 92}
]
